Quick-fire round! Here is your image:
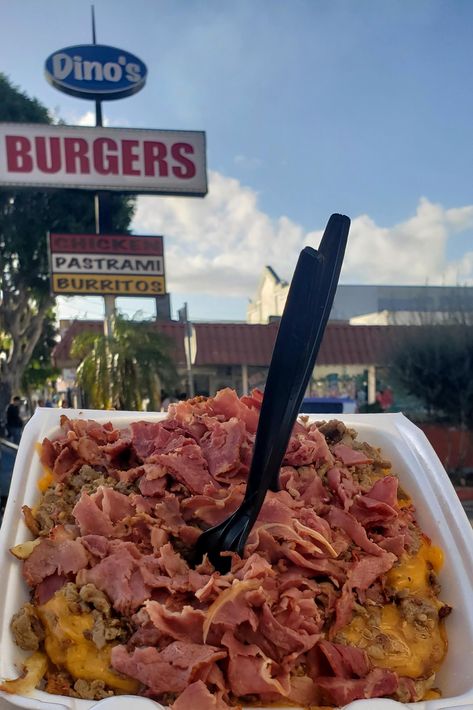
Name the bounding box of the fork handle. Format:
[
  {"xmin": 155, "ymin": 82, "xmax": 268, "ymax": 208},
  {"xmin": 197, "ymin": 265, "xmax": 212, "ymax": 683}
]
[
  {"xmin": 242, "ymin": 214, "xmax": 350, "ymax": 528},
  {"xmin": 242, "ymin": 247, "xmax": 321, "ymax": 513}
]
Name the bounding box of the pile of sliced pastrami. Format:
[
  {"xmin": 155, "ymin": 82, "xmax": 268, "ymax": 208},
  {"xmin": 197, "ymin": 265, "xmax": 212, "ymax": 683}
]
[{"xmin": 22, "ymin": 389, "xmax": 425, "ymax": 708}]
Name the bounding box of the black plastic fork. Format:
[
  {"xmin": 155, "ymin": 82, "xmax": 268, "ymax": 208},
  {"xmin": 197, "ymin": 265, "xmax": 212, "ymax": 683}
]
[{"xmin": 193, "ymin": 213, "xmax": 350, "ymax": 572}]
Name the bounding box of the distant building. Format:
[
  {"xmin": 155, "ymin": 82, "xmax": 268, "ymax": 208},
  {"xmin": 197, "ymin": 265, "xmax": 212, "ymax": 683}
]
[
  {"xmin": 247, "ymin": 267, "xmax": 289, "ymax": 325},
  {"xmin": 247, "ymin": 267, "xmax": 473, "ymax": 324}
]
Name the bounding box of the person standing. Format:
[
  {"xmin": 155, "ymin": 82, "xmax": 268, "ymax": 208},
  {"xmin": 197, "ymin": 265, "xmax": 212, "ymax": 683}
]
[
  {"xmin": 5, "ymin": 396, "xmax": 23, "ymax": 444},
  {"xmin": 377, "ymin": 386, "xmax": 394, "ymax": 411}
]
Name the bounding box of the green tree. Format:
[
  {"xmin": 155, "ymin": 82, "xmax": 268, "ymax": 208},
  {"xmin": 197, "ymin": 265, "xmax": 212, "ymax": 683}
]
[
  {"xmin": 391, "ymin": 325, "xmax": 473, "ymax": 427},
  {"xmin": 71, "ymin": 316, "xmax": 179, "ymax": 411},
  {"xmin": 0, "ymin": 73, "xmax": 134, "ymax": 416},
  {"xmin": 21, "ymin": 310, "xmax": 60, "ymax": 402}
]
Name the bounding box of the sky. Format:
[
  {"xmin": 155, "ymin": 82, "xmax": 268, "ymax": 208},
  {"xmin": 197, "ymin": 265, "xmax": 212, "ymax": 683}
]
[{"xmin": 1, "ymin": 0, "xmax": 473, "ymax": 322}]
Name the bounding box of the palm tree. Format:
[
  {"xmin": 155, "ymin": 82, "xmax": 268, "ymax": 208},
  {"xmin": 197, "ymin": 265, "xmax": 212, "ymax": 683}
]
[{"xmin": 71, "ymin": 316, "xmax": 179, "ymax": 411}]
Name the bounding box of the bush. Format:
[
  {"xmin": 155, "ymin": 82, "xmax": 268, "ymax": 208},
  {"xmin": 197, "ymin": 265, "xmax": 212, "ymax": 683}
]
[{"xmin": 390, "ymin": 325, "xmax": 473, "ymax": 428}]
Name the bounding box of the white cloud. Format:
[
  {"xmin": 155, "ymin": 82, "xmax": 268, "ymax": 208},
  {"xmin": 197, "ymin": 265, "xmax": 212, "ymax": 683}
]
[
  {"xmin": 334, "ymin": 198, "xmax": 473, "ymax": 285},
  {"xmin": 132, "ymin": 172, "xmax": 473, "ymax": 298},
  {"xmin": 76, "ymin": 111, "xmax": 105, "ymax": 127},
  {"xmin": 56, "ymin": 110, "xmax": 130, "ymax": 128},
  {"xmin": 76, "ymin": 111, "xmax": 120, "ymax": 127},
  {"xmin": 51, "ymin": 110, "xmax": 108, "ymax": 127},
  {"xmin": 445, "ymin": 205, "xmax": 473, "ymax": 232}
]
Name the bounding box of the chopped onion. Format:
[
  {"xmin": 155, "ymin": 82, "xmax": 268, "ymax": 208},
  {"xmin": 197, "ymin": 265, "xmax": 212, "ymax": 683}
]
[
  {"xmin": 203, "ymin": 579, "xmax": 260, "ymax": 643},
  {"xmin": 10, "ymin": 539, "xmax": 42, "ymax": 560}
]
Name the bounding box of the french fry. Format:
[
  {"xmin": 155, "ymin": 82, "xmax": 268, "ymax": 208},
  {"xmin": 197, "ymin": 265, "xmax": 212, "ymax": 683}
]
[{"xmin": 0, "ymin": 651, "xmax": 47, "ymax": 694}]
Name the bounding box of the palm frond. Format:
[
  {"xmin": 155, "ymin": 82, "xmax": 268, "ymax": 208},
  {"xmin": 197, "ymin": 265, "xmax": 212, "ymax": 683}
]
[{"xmin": 71, "ymin": 315, "xmax": 179, "ymax": 411}]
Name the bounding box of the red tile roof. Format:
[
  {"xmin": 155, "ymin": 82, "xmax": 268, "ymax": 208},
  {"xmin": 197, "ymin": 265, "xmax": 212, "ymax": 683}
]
[
  {"xmin": 53, "ymin": 320, "xmax": 187, "ymax": 367},
  {"xmin": 193, "ymin": 323, "xmax": 279, "ymax": 366},
  {"xmin": 317, "ymin": 324, "xmax": 399, "ymax": 366},
  {"xmin": 53, "ymin": 319, "xmax": 402, "ymax": 370}
]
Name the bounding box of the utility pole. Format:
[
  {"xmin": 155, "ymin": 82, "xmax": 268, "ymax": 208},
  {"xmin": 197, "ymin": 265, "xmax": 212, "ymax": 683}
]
[
  {"xmin": 179, "ymin": 303, "xmax": 195, "ymax": 398},
  {"xmin": 92, "ymin": 6, "xmax": 115, "ymax": 339}
]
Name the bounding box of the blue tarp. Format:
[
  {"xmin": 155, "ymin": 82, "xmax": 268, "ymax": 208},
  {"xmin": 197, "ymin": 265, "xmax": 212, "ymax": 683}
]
[{"xmin": 300, "ymin": 397, "xmax": 356, "ymax": 414}]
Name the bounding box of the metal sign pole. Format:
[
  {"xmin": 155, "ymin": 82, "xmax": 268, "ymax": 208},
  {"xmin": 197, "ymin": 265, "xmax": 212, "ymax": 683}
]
[
  {"xmin": 42, "ymin": 7, "xmax": 207, "ymax": 411},
  {"xmin": 186, "ymin": 318, "xmax": 195, "ymax": 398},
  {"xmin": 92, "ymin": 6, "xmax": 115, "ymax": 339},
  {"xmin": 179, "ymin": 303, "xmax": 194, "ymax": 398}
]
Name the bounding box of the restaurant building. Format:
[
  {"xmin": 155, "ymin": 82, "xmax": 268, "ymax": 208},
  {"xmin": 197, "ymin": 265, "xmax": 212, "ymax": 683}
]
[{"xmin": 53, "ymin": 319, "xmax": 401, "ymax": 406}]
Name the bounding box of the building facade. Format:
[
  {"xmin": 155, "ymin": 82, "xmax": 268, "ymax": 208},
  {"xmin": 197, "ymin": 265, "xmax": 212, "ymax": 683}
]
[
  {"xmin": 54, "ymin": 320, "xmax": 404, "ymax": 407},
  {"xmin": 248, "ymin": 267, "xmax": 473, "ymax": 325}
]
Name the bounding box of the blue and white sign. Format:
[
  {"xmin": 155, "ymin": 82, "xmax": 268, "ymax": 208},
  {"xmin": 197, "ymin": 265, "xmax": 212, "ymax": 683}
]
[{"xmin": 45, "ymin": 44, "xmax": 147, "ymax": 100}]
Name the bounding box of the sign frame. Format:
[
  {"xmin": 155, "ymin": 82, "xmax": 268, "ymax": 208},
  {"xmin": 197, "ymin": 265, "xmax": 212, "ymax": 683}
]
[
  {"xmin": 48, "ymin": 232, "xmax": 167, "ymax": 298},
  {"xmin": 0, "ymin": 123, "xmax": 207, "ymax": 196}
]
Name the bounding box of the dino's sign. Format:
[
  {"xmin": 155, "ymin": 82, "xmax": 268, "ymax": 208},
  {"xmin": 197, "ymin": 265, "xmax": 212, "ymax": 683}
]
[{"xmin": 45, "ymin": 44, "xmax": 147, "ymax": 100}]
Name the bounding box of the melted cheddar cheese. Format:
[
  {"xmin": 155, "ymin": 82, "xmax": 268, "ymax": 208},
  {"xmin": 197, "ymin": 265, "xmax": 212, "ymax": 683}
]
[
  {"xmin": 37, "ymin": 592, "xmax": 138, "ymax": 692},
  {"xmin": 37, "ymin": 468, "xmax": 54, "ymax": 493},
  {"xmin": 35, "ymin": 442, "xmax": 54, "ymax": 492},
  {"xmin": 339, "ymin": 540, "xmax": 447, "ymax": 680},
  {"xmin": 386, "ymin": 539, "xmax": 443, "ymax": 594}
]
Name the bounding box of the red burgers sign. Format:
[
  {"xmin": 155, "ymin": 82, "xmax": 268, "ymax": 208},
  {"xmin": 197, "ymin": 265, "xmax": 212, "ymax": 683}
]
[{"xmin": 0, "ymin": 123, "xmax": 207, "ymax": 195}]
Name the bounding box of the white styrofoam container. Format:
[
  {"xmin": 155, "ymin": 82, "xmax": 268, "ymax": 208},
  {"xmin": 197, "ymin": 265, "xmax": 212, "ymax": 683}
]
[{"xmin": 1, "ymin": 409, "xmax": 473, "ymax": 710}]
